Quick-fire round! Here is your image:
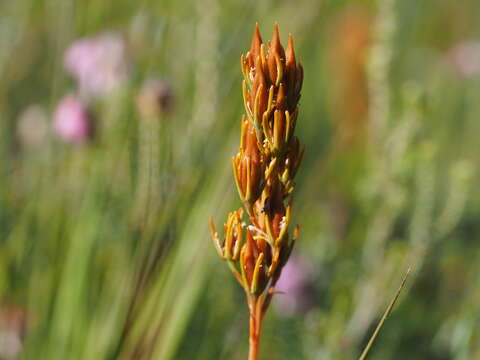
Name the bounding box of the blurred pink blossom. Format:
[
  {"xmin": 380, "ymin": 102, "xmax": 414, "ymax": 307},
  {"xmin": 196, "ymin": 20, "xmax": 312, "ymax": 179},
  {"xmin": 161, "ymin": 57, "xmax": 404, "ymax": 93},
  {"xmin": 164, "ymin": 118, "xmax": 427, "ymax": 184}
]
[
  {"xmin": 0, "ymin": 303, "xmax": 26, "ymax": 360},
  {"xmin": 64, "ymin": 32, "xmax": 129, "ymax": 98},
  {"xmin": 447, "ymin": 41, "xmax": 480, "ymax": 78},
  {"xmin": 274, "ymin": 254, "xmax": 316, "ymax": 316},
  {"xmin": 53, "ymin": 95, "xmax": 93, "ymax": 143}
]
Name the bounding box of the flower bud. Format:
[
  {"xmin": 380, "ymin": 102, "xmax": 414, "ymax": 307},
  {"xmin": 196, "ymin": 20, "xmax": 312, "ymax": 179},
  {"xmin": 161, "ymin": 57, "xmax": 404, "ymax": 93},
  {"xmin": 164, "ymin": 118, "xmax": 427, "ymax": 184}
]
[
  {"xmin": 53, "ymin": 94, "xmax": 93, "ymax": 144},
  {"xmin": 136, "ymin": 78, "xmax": 173, "ymax": 118},
  {"xmin": 64, "ymin": 32, "xmax": 130, "ymax": 98},
  {"xmin": 232, "ymin": 119, "xmax": 265, "ymax": 204}
]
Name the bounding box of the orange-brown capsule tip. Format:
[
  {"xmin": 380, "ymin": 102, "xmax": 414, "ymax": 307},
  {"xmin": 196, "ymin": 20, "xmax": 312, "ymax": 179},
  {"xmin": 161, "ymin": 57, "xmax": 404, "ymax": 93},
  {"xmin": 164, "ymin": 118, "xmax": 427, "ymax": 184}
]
[
  {"xmin": 250, "ymin": 23, "xmax": 263, "ymax": 59},
  {"xmin": 272, "ymin": 23, "xmax": 280, "ymax": 49},
  {"xmin": 285, "ymin": 35, "xmax": 297, "ymax": 87},
  {"xmin": 286, "ymin": 34, "xmax": 296, "ymax": 64}
]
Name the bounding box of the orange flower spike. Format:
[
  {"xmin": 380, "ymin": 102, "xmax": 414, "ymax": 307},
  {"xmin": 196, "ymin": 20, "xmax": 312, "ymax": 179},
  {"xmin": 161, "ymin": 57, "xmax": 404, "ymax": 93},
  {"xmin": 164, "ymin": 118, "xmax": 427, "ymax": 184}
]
[{"xmin": 210, "ymin": 24, "xmax": 304, "ymax": 360}]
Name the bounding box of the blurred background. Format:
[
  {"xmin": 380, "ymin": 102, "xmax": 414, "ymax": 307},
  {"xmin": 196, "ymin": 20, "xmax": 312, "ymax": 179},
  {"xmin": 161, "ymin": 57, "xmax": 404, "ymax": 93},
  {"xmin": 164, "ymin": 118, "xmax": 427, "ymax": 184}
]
[{"xmin": 1, "ymin": 0, "xmax": 480, "ymax": 359}]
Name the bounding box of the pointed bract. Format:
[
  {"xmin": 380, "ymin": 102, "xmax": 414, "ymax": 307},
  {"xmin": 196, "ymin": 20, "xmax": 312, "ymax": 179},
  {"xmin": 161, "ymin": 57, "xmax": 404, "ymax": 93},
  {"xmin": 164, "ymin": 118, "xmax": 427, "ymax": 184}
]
[{"xmin": 250, "ymin": 23, "xmax": 263, "ymax": 61}]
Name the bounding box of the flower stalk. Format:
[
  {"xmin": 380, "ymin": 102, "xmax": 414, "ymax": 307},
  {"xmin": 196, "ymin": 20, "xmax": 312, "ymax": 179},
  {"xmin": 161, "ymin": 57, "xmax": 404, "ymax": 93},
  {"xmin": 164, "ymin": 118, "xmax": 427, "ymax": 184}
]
[{"xmin": 209, "ymin": 23, "xmax": 304, "ymax": 359}]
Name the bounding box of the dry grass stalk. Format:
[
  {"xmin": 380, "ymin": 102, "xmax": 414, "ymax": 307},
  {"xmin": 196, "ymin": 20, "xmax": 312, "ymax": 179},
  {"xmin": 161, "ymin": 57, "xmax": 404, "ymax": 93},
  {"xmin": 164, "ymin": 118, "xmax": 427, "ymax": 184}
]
[{"xmin": 358, "ymin": 268, "xmax": 411, "ymax": 360}]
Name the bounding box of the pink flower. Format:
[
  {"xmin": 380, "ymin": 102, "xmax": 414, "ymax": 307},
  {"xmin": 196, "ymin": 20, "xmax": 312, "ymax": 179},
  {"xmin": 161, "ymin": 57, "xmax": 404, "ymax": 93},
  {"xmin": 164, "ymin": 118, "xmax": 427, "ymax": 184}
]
[
  {"xmin": 64, "ymin": 32, "xmax": 129, "ymax": 98},
  {"xmin": 0, "ymin": 303, "xmax": 26, "ymax": 360},
  {"xmin": 53, "ymin": 95, "xmax": 92, "ymax": 143},
  {"xmin": 274, "ymin": 254, "xmax": 316, "ymax": 316},
  {"xmin": 447, "ymin": 41, "xmax": 480, "ymax": 78}
]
